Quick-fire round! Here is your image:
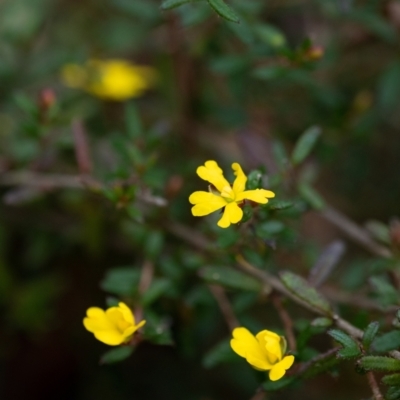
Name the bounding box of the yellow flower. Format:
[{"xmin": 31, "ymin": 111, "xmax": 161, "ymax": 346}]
[
  {"xmin": 189, "ymin": 160, "xmax": 275, "ymax": 228},
  {"xmin": 230, "ymin": 327, "xmax": 294, "ymax": 381},
  {"xmin": 83, "ymin": 302, "xmax": 145, "ymax": 346},
  {"xmin": 61, "ymin": 59, "xmax": 156, "ymax": 101}
]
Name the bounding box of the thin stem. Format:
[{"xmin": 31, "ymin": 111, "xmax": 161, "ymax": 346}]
[
  {"xmin": 321, "ymin": 207, "xmax": 392, "ymax": 258},
  {"xmin": 366, "ymin": 371, "xmax": 384, "ymax": 400},
  {"xmin": 296, "ymin": 347, "xmax": 339, "ymax": 376},
  {"xmin": 0, "ymin": 172, "xmax": 167, "ymax": 206},
  {"xmin": 249, "ymin": 389, "xmax": 266, "ymax": 400},
  {"xmin": 71, "ymin": 119, "xmax": 92, "ymax": 174},
  {"xmin": 271, "ymin": 294, "xmax": 297, "ymax": 352},
  {"xmin": 208, "ymin": 284, "xmax": 240, "ymax": 331}
]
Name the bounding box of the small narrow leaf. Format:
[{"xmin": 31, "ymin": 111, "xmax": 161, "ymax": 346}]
[
  {"xmin": 291, "ymin": 126, "xmax": 321, "ymax": 165},
  {"xmin": 386, "ymin": 386, "xmax": 400, "ymax": 400},
  {"xmin": 141, "ymin": 278, "xmax": 171, "ymax": 306},
  {"xmin": 359, "ymin": 356, "xmax": 400, "ymax": 372},
  {"xmin": 328, "ymin": 329, "xmax": 361, "ymax": 359},
  {"xmin": 202, "ymin": 339, "xmax": 237, "ymax": 368},
  {"xmin": 100, "ymin": 267, "xmax": 141, "ymax": 296},
  {"xmin": 262, "ymin": 376, "xmax": 296, "ymax": 391},
  {"xmin": 362, "ymin": 321, "xmax": 380, "ymax": 350},
  {"xmin": 100, "ymin": 346, "xmax": 133, "ymax": 364},
  {"xmin": 300, "ymin": 351, "xmax": 340, "ymax": 379},
  {"xmin": 161, "ymin": 0, "xmax": 200, "ymax": 10},
  {"xmin": 328, "ymin": 329, "xmax": 356, "ymax": 347},
  {"xmin": 372, "ymin": 330, "xmax": 400, "ymax": 353},
  {"xmin": 207, "ymin": 0, "xmax": 239, "ymax": 23},
  {"xmin": 125, "ymin": 102, "xmax": 143, "ymax": 139},
  {"xmin": 268, "ymin": 199, "xmax": 294, "ymax": 211},
  {"xmin": 200, "ymin": 266, "xmax": 262, "ymax": 291},
  {"xmin": 298, "ymin": 183, "xmax": 325, "ymax": 210},
  {"xmin": 280, "ymin": 271, "xmax": 332, "ymax": 315},
  {"xmin": 382, "ymin": 373, "xmax": 400, "ymax": 386},
  {"xmin": 309, "ymin": 241, "xmax": 346, "ymax": 287},
  {"xmin": 311, "ymin": 317, "xmax": 333, "ymax": 328}
]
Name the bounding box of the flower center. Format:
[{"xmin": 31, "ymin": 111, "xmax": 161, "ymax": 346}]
[
  {"xmin": 116, "ymin": 318, "xmax": 131, "ymax": 333},
  {"xmin": 220, "ymin": 185, "xmax": 235, "ymax": 202}
]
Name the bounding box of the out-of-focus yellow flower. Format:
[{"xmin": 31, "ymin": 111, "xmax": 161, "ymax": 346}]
[
  {"xmin": 230, "ymin": 327, "xmax": 294, "ymax": 381},
  {"xmin": 61, "ymin": 59, "xmax": 156, "ymax": 101},
  {"xmin": 83, "ymin": 302, "xmax": 145, "ymax": 346},
  {"xmin": 189, "ymin": 160, "xmax": 275, "ymax": 228}
]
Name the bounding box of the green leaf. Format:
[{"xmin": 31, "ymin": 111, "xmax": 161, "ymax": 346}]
[
  {"xmin": 298, "ymin": 183, "xmax": 325, "ymax": 210},
  {"xmin": 144, "ymin": 230, "xmax": 164, "ymax": 260},
  {"xmin": 370, "ymin": 276, "xmax": 399, "ymax": 306},
  {"xmin": 125, "ymin": 102, "xmax": 143, "ymax": 139},
  {"xmin": 161, "ymin": 0, "xmax": 201, "ymax": 10},
  {"xmin": 311, "ymin": 317, "xmax": 333, "ymax": 328},
  {"xmin": 378, "ymin": 62, "xmax": 400, "ymax": 114},
  {"xmin": 268, "ymin": 200, "xmax": 294, "ymax": 211},
  {"xmin": 362, "ymin": 322, "xmax": 380, "ymax": 350},
  {"xmin": 365, "ymin": 220, "xmax": 391, "ymax": 245},
  {"xmin": 100, "ymin": 346, "xmax": 133, "ymax": 364},
  {"xmin": 100, "ymin": 267, "xmax": 141, "ymax": 296},
  {"xmin": 300, "ymin": 351, "xmax": 340, "ymax": 379},
  {"xmin": 280, "ymin": 271, "xmax": 332, "ymax": 315},
  {"xmin": 328, "ymin": 329, "xmax": 361, "ymax": 359},
  {"xmin": 253, "ymin": 24, "xmax": 286, "ymax": 48},
  {"xmin": 382, "ymin": 373, "xmax": 400, "ymax": 386},
  {"xmin": 255, "ymin": 220, "xmax": 285, "ymax": 239},
  {"xmin": 141, "ymin": 278, "xmax": 171, "ymax": 306},
  {"xmin": 200, "ymin": 266, "xmax": 262, "ymax": 291},
  {"xmin": 359, "ymin": 356, "xmax": 400, "ymax": 372},
  {"xmin": 263, "ymin": 376, "xmax": 296, "ymax": 391},
  {"xmin": 291, "ymin": 126, "xmax": 321, "ymax": 165},
  {"xmin": 14, "ymin": 93, "xmax": 38, "ymax": 117},
  {"xmin": 372, "ymin": 331, "xmax": 400, "ymax": 354},
  {"xmin": 142, "ymin": 310, "xmax": 173, "ymax": 345},
  {"xmin": 217, "ymin": 228, "xmax": 240, "ymax": 248},
  {"xmin": 347, "ymin": 10, "xmax": 396, "ymax": 43},
  {"xmin": 207, "ymin": 0, "xmax": 239, "ymax": 23},
  {"xmin": 246, "ymin": 170, "xmax": 263, "ymax": 190},
  {"xmin": 386, "ymin": 386, "xmax": 400, "ymax": 400},
  {"xmin": 202, "ymin": 339, "xmax": 237, "ymax": 368}
]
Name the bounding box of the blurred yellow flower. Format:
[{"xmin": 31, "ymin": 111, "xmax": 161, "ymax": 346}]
[
  {"xmin": 61, "ymin": 59, "xmax": 156, "ymax": 101},
  {"xmin": 230, "ymin": 327, "xmax": 294, "ymax": 381},
  {"xmin": 83, "ymin": 302, "xmax": 145, "ymax": 346},
  {"xmin": 189, "ymin": 160, "xmax": 275, "ymax": 228}
]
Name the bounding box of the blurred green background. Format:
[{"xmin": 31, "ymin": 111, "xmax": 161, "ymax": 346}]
[{"xmin": 1, "ymin": 0, "xmax": 400, "ymax": 399}]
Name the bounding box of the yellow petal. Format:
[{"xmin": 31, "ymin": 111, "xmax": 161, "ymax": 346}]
[
  {"xmin": 246, "ymin": 354, "xmax": 271, "ymax": 370},
  {"xmin": 230, "ymin": 327, "xmax": 269, "ymax": 367},
  {"xmin": 83, "ymin": 307, "xmax": 114, "ymax": 332},
  {"xmin": 189, "ymin": 191, "xmax": 227, "ymax": 216},
  {"xmin": 196, "ymin": 161, "xmax": 230, "ymax": 193},
  {"xmin": 118, "ymin": 302, "xmax": 134, "ymax": 325},
  {"xmin": 236, "ymin": 189, "xmax": 275, "ymax": 204},
  {"xmin": 94, "ymin": 330, "xmax": 125, "ymax": 346},
  {"xmin": 85, "ymin": 59, "xmax": 156, "ymax": 101},
  {"xmin": 123, "ymin": 319, "xmax": 146, "ymax": 339},
  {"xmin": 106, "ymin": 308, "xmax": 133, "ymax": 334},
  {"xmin": 280, "ymin": 355, "xmax": 295, "ymax": 370},
  {"xmin": 256, "ymin": 330, "xmax": 281, "ymax": 363},
  {"xmin": 264, "ymin": 331, "xmax": 282, "ymax": 360},
  {"xmin": 268, "ymin": 355, "xmax": 294, "ymax": 381},
  {"xmin": 217, "ymin": 202, "xmax": 243, "ymax": 228},
  {"xmin": 232, "ymin": 163, "xmax": 247, "ymax": 195},
  {"xmin": 269, "ymin": 364, "xmax": 286, "ymax": 381},
  {"xmin": 230, "ymin": 327, "xmax": 260, "ymax": 358}
]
